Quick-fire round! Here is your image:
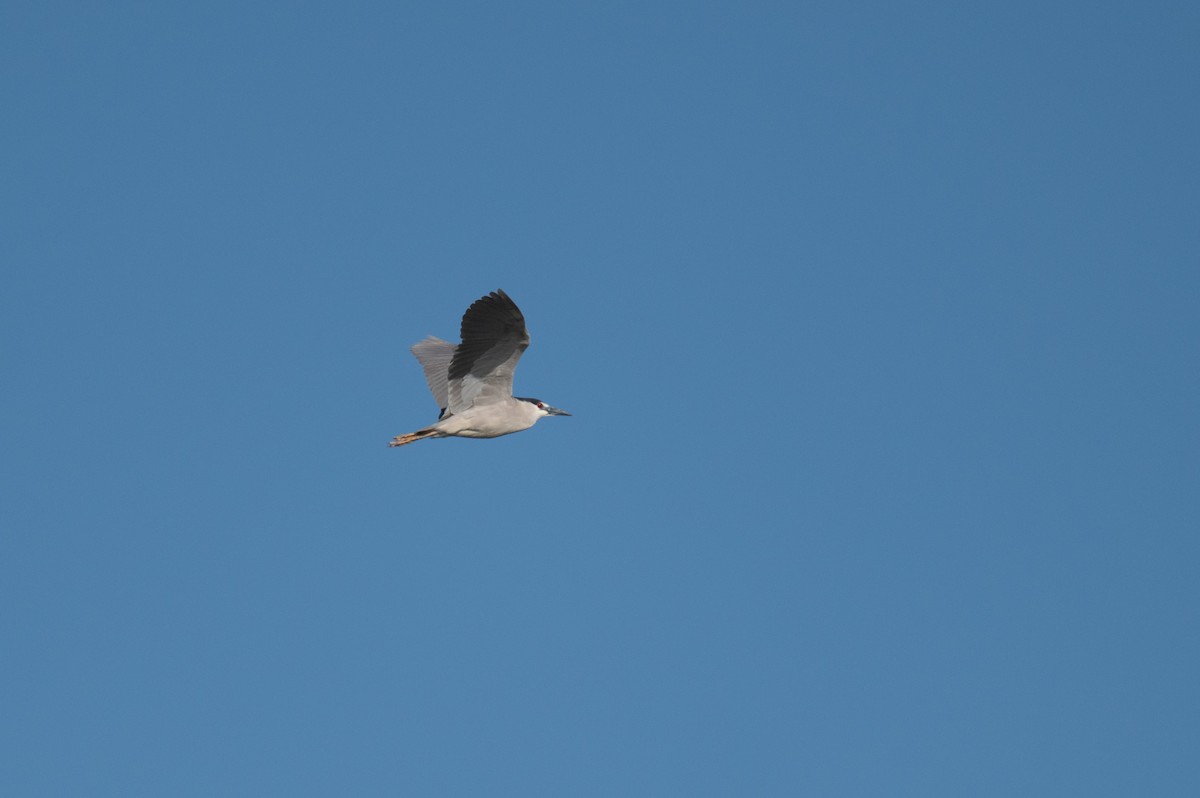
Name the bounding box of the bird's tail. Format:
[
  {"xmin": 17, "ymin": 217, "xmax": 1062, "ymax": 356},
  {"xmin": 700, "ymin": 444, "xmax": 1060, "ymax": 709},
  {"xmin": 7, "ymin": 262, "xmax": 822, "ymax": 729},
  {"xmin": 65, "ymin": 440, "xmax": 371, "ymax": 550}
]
[{"xmin": 388, "ymin": 427, "xmax": 442, "ymax": 448}]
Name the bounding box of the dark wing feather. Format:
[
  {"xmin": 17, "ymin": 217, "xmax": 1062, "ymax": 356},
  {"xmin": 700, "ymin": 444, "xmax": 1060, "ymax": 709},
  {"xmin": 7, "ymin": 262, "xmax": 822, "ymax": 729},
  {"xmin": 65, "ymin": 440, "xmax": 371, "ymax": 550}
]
[{"xmin": 447, "ymin": 290, "xmax": 531, "ymax": 410}]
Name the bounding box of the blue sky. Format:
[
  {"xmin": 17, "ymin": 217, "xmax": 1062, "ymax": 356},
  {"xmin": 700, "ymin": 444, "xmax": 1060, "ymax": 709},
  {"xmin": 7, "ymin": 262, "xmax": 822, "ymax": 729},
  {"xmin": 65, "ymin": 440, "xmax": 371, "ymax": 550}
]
[{"xmin": 3, "ymin": 2, "xmax": 1198, "ymax": 795}]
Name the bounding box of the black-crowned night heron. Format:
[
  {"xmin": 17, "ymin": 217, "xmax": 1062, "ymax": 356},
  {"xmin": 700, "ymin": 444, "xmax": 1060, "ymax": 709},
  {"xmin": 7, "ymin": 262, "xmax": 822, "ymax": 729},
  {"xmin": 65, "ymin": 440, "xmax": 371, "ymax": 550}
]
[{"xmin": 388, "ymin": 289, "xmax": 570, "ymax": 448}]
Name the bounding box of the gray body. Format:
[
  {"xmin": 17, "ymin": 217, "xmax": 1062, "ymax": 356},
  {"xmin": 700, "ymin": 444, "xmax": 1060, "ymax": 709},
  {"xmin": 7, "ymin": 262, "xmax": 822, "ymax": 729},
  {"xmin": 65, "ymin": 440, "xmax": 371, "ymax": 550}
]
[{"xmin": 389, "ymin": 290, "xmax": 569, "ymax": 448}]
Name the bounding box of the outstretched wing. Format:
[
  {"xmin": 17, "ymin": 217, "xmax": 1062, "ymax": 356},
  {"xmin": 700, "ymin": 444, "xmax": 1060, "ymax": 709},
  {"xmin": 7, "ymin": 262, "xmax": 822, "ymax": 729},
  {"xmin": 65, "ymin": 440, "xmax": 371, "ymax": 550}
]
[
  {"xmin": 447, "ymin": 289, "xmax": 530, "ymax": 413},
  {"xmin": 410, "ymin": 336, "xmax": 457, "ymax": 412}
]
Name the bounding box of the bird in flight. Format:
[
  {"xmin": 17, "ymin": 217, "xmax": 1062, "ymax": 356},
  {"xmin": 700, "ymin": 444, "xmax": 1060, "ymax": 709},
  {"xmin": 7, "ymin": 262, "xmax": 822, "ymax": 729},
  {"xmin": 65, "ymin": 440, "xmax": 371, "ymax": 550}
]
[{"xmin": 389, "ymin": 289, "xmax": 570, "ymax": 448}]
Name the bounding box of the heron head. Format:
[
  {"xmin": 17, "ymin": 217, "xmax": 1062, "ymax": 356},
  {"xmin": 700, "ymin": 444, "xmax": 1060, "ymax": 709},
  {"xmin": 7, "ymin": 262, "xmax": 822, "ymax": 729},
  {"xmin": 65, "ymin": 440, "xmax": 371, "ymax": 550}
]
[{"xmin": 519, "ymin": 397, "xmax": 571, "ymax": 417}]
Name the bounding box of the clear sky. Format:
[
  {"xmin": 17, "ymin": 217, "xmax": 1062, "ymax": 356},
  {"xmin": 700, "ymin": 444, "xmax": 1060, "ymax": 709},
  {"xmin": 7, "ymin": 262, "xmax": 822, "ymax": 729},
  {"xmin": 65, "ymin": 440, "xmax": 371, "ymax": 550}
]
[{"xmin": 3, "ymin": 2, "xmax": 1198, "ymax": 795}]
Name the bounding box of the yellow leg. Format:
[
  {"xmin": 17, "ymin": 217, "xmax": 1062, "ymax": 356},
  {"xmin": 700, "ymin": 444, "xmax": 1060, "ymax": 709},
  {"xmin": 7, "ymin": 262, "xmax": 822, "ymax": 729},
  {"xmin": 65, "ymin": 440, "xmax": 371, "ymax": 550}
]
[{"xmin": 388, "ymin": 427, "xmax": 439, "ymax": 448}]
